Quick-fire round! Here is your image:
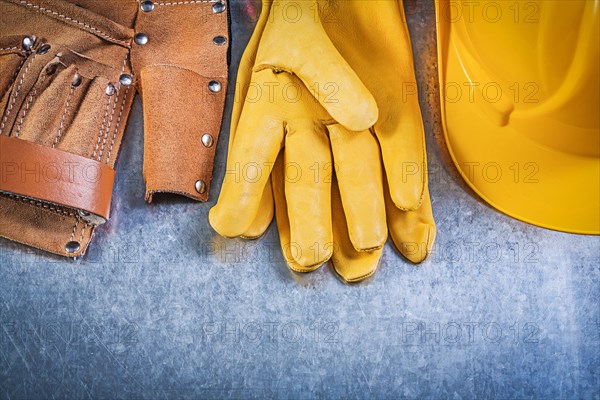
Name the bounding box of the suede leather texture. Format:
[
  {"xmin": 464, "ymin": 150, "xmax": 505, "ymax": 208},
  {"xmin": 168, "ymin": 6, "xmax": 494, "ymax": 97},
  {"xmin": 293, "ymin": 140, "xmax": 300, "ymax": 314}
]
[
  {"xmin": 131, "ymin": 0, "xmax": 229, "ymax": 202},
  {"xmin": 0, "ymin": 0, "xmax": 229, "ymax": 257}
]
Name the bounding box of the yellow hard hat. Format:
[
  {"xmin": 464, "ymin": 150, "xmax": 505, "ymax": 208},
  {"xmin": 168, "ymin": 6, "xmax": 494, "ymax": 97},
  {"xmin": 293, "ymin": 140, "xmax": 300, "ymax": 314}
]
[{"xmin": 435, "ymin": 0, "xmax": 600, "ymax": 234}]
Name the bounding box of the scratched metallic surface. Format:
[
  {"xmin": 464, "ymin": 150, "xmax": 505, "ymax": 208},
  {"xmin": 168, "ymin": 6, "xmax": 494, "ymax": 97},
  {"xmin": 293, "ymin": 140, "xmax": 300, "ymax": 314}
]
[{"xmin": 1, "ymin": 1, "xmax": 599, "ymax": 399}]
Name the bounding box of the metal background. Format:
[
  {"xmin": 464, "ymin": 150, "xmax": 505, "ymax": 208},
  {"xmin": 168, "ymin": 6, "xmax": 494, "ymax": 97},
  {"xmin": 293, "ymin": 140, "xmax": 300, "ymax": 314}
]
[{"xmin": 1, "ymin": 1, "xmax": 599, "ymax": 398}]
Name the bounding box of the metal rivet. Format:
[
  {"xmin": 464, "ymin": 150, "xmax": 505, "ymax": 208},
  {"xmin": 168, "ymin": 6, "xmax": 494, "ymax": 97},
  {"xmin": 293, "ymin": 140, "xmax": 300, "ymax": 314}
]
[
  {"xmin": 195, "ymin": 180, "xmax": 207, "ymax": 194},
  {"xmin": 71, "ymin": 74, "xmax": 82, "ymax": 87},
  {"xmin": 213, "ymin": 36, "xmax": 227, "ymax": 46},
  {"xmin": 212, "ymin": 1, "xmax": 225, "ymax": 13},
  {"xmin": 65, "ymin": 241, "xmax": 81, "ymax": 254},
  {"xmin": 38, "ymin": 44, "xmax": 51, "ymax": 55},
  {"xmin": 140, "ymin": 0, "xmax": 155, "ymax": 12},
  {"xmin": 106, "ymin": 83, "xmax": 116, "ymax": 96},
  {"xmin": 201, "ymin": 133, "xmax": 214, "ymax": 148},
  {"xmin": 22, "ymin": 36, "xmax": 34, "ymax": 51},
  {"xmin": 134, "ymin": 33, "xmax": 149, "ymax": 45},
  {"xmin": 208, "ymin": 80, "xmax": 222, "ymax": 93},
  {"xmin": 46, "ymin": 63, "xmax": 58, "ymax": 75},
  {"xmin": 119, "ymin": 74, "xmax": 133, "ymax": 86}
]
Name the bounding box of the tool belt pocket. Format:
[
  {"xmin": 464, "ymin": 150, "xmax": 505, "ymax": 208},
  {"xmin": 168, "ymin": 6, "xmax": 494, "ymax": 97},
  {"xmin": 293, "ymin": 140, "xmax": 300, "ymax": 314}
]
[
  {"xmin": 0, "ymin": 0, "xmax": 136, "ymax": 257},
  {"xmin": 0, "ymin": 37, "xmax": 127, "ymax": 224},
  {"xmin": 0, "ymin": 37, "xmax": 27, "ymax": 106}
]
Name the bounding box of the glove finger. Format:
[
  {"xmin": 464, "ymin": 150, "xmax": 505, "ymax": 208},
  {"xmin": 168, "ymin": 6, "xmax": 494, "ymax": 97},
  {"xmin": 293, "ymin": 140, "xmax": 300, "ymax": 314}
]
[
  {"xmin": 327, "ymin": 124, "xmax": 387, "ymax": 252},
  {"xmin": 209, "ymin": 75, "xmax": 285, "ymax": 238},
  {"xmin": 284, "ymin": 120, "xmax": 333, "ymax": 269},
  {"xmin": 230, "ymin": 0, "xmax": 273, "ymax": 135},
  {"xmin": 241, "ymin": 180, "xmax": 274, "ymax": 239},
  {"xmin": 376, "ymin": 96, "xmax": 427, "ymax": 212},
  {"xmin": 272, "ymin": 153, "xmax": 322, "ymax": 273},
  {"xmin": 330, "ymin": 176, "xmax": 383, "ymax": 283},
  {"xmin": 255, "ymin": 0, "xmax": 378, "ymax": 132},
  {"xmin": 369, "ymin": 1, "xmax": 426, "ymax": 211},
  {"xmin": 317, "ymin": 0, "xmax": 427, "ymax": 210},
  {"xmin": 385, "ymin": 174, "xmax": 436, "ymax": 264},
  {"xmin": 228, "ymin": 0, "xmax": 277, "ymax": 240}
]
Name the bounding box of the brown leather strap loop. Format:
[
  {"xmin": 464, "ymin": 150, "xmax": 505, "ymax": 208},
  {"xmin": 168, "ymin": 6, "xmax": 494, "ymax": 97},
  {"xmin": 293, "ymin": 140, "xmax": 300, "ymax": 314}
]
[{"xmin": 0, "ymin": 135, "xmax": 115, "ymax": 221}]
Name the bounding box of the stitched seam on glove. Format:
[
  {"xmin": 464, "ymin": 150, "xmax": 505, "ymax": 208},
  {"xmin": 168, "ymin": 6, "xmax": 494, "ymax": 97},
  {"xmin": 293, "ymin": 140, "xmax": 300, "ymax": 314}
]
[
  {"xmin": 339, "ymin": 267, "xmax": 378, "ymax": 284},
  {"xmin": 253, "ymin": 64, "xmax": 291, "ymax": 74}
]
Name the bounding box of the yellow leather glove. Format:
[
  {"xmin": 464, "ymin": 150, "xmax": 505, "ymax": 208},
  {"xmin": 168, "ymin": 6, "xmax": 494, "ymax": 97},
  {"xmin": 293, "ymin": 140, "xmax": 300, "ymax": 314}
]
[
  {"xmin": 271, "ymin": 151, "xmax": 385, "ymax": 282},
  {"xmin": 211, "ymin": 0, "xmax": 436, "ymax": 282},
  {"xmin": 209, "ymin": 0, "xmax": 379, "ymax": 241}
]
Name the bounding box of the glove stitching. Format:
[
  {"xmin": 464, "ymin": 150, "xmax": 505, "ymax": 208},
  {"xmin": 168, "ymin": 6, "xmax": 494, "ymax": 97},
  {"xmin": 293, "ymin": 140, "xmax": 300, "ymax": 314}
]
[
  {"xmin": 0, "ymin": 53, "xmax": 37, "ymax": 135},
  {"xmin": 340, "ymin": 267, "xmax": 377, "ymax": 283},
  {"xmin": 254, "ymin": 64, "xmax": 291, "ymax": 75},
  {"xmin": 286, "ymin": 259, "xmax": 330, "ymax": 274},
  {"xmin": 417, "ymin": 120, "xmax": 427, "ymax": 209},
  {"xmin": 105, "ymin": 88, "xmax": 130, "ymax": 164},
  {"xmin": 286, "ymin": 249, "xmax": 334, "ymax": 272},
  {"xmin": 421, "ymin": 226, "xmax": 434, "ymax": 262},
  {"xmin": 52, "ymin": 83, "xmax": 76, "ymax": 148},
  {"xmin": 91, "ymin": 94, "xmax": 112, "ymax": 160},
  {"xmin": 97, "ymin": 89, "xmax": 121, "ymax": 161},
  {"xmin": 16, "ymin": 1, "xmax": 131, "ymax": 47}
]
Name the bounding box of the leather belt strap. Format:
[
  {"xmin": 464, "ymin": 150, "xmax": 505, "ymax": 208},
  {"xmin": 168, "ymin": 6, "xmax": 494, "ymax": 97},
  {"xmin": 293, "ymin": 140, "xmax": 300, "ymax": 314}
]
[{"xmin": 0, "ymin": 135, "xmax": 115, "ymax": 220}]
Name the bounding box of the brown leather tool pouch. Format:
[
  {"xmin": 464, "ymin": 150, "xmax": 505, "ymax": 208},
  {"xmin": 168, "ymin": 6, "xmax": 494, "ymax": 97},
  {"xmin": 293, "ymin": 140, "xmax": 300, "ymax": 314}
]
[
  {"xmin": 0, "ymin": 0, "xmax": 135, "ymax": 257},
  {"xmin": 131, "ymin": 0, "xmax": 230, "ymax": 202},
  {"xmin": 0, "ymin": 0, "xmax": 230, "ymax": 257}
]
